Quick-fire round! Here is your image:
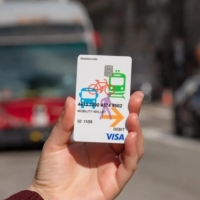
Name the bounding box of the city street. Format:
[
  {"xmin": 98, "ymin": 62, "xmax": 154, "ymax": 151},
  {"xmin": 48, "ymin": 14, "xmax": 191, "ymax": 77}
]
[{"xmin": 0, "ymin": 103, "xmax": 200, "ymax": 200}]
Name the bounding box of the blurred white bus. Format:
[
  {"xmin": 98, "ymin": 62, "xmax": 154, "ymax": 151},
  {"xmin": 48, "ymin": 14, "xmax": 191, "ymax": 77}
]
[{"xmin": 0, "ymin": 0, "xmax": 99, "ymax": 149}]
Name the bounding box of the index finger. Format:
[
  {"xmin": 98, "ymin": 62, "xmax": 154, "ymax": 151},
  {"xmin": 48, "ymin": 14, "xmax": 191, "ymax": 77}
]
[
  {"xmin": 128, "ymin": 91, "xmax": 144, "ymax": 114},
  {"xmin": 110, "ymin": 91, "xmax": 144, "ymax": 154},
  {"xmin": 44, "ymin": 97, "xmax": 75, "ymax": 151}
]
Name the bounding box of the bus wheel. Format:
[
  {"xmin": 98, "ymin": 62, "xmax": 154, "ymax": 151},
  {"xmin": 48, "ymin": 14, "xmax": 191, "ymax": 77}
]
[
  {"xmin": 105, "ymin": 84, "xmax": 115, "ymax": 95},
  {"xmin": 88, "ymin": 84, "xmax": 98, "ymax": 95}
]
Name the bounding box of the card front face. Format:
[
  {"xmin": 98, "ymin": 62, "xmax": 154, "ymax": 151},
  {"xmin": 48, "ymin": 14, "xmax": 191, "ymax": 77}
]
[{"xmin": 73, "ymin": 55, "xmax": 132, "ymax": 143}]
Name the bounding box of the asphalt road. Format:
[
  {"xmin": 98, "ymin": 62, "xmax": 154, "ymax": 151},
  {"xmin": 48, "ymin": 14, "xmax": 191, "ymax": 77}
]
[{"xmin": 0, "ymin": 103, "xmax": 200, "ymax": 200}]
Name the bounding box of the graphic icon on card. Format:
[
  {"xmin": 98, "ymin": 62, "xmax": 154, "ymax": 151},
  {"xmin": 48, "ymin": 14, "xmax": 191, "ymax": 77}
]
[
  {"xmin": 99, "ymin": 94, "xmax": 112, "ymax": 120},
  {"xmin": 79, "ymin": 88, "xmax": 99, "ymax": 109},
  {"xmin": 109, "ymin": 70, "xmax": 126, "ymax": 99},
  {"xmin": 101, "ymin": 107, "xmax": 124, "ymax": 127},
  {"xmin": 88, "ymin": 79, "xmax": 115, "ymax": 95}
]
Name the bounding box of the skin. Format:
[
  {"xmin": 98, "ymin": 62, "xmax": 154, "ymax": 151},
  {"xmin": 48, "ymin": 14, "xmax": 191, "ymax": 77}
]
[{"xmin": 29, "ymin": 91, "xmax": 145, "ymax": 200}]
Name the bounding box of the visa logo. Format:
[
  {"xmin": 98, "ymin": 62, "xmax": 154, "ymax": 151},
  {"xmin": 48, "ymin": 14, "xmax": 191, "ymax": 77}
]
[{"xmin": 106, "ymin": 133, "xmax": 124, "ymax": 141}]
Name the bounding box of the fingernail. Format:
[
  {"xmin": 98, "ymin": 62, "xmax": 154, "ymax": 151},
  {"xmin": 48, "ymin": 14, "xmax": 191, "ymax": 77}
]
[
  {"xmin": 133, "ymin": 113, "xmax": 138, "ymax": 120},
  {"xmin": 66, "ymin": 97, "xmax": 71, "ymax": 106},
  {"xmin": 132, "ymin": 132, "xmax": 137, "ymax": 137},
  {"xmin": 64, "ymin": 97, "xmax": 70, "ymax": 111},
  {"xmin": 139, "ymin": 92, "xmax": 144, "ymax": 99}
]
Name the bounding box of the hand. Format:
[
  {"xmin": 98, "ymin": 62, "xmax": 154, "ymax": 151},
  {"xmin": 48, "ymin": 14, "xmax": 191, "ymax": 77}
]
[{"xmin": 29, "ymin": 92, "xmax": 144, "ymax": 200}]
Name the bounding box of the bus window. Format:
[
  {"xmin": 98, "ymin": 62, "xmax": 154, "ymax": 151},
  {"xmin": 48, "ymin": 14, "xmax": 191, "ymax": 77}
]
[
  {"xmin": 0, "ymin": 24, "xmax": 84, "ymax": 37},
  {"xmin": 0, "ymin": 42, "xmax": 88, "ymax": 99},
  {"xmin": 82, "ymin": 91, "xmax": 95, "ymax": 99},
  {"xmin": 110, "ymin": 77, "xmax": 125, "ymax": 86}
]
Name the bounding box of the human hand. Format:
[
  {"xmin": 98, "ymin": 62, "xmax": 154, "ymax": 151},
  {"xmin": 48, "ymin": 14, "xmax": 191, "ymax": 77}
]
[{"xmin": 29, "ymin": 92, "xmax": 144, "ymax": 200}]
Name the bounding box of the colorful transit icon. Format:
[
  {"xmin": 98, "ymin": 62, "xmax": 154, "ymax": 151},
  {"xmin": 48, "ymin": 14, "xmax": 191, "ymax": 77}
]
[
  {"xmin": 99, "ymin": 94, "xmax": 112, "ymax": 120},
  {"xmin": 101, "ymin": 107, "xmax": 124, "ymax": 127},
  {"xmin": 88, "ymin": 79, "xmax": 115, "ymax": 95},
  {"xmin": 109, "ymin": 70, "xmax": 126, "ymax": 99},
  {"xmin": 79, "ymin": 87, "xmax": 99, "ymax": 109}
]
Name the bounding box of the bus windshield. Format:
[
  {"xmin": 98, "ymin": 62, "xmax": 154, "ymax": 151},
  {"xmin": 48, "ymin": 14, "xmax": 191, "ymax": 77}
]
[
  {"xmin": 0, "ymin": 42, "xmax": 88, "ymax": 99},
  {"xmin": 82, "ymin": 91, "xmax": 94, "ymax": 99}
]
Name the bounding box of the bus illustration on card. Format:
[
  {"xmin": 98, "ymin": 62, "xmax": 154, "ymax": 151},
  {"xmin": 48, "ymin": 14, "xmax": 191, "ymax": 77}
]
[
  {"xmin": 79, "ymin": 88, "xmax": 99, "ymax": 109},
  {"xmin": 73, "ymin": 55, "xmax": 132, "ymax": 143}
]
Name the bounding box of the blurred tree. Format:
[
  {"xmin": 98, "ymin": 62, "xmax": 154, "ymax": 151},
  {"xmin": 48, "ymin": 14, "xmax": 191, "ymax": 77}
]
[
  {"xmin": 79, "ymin": 0, "xmax": 127, "ymax": 55},
  {"xmin": 79, "ymin": 0, "xmax": 199, "ymax": 91},
  {"xmin": 169, "ymin": 0, "xmax": 187, "ymax": 90},
  {"xmin": 79, "ymin": 0, "xmax": 115, "ymax": 17}
]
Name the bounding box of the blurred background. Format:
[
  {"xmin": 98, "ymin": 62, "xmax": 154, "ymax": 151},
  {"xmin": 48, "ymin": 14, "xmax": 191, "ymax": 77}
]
[{"xmin": 0, "ymin": 0, "xmax": 200, "ymax": 199}]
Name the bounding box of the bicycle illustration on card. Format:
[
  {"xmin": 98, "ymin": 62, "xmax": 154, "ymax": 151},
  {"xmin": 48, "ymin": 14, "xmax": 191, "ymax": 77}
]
[{"xmin": 88, "ymin": 79, "xmax": 115, "ymax": 95}]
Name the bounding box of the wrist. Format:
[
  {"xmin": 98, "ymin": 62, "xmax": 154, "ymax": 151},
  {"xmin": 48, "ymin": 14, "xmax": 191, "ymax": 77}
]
[{"xmin": 28, "ymin": 182, "xmax": 51, "ymax": 200}]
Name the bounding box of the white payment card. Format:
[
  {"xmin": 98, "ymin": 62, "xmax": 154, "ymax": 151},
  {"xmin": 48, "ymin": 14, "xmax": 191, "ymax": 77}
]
[{"xmin": 72, "ymin": 55, "xmax": 132, "ymax": 143}]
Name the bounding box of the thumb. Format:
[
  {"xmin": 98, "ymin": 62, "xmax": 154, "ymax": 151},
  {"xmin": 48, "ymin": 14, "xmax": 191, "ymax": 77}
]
[{"xmin": 45, "ymin": 97, "xmax": 75, "ymax": 149}]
